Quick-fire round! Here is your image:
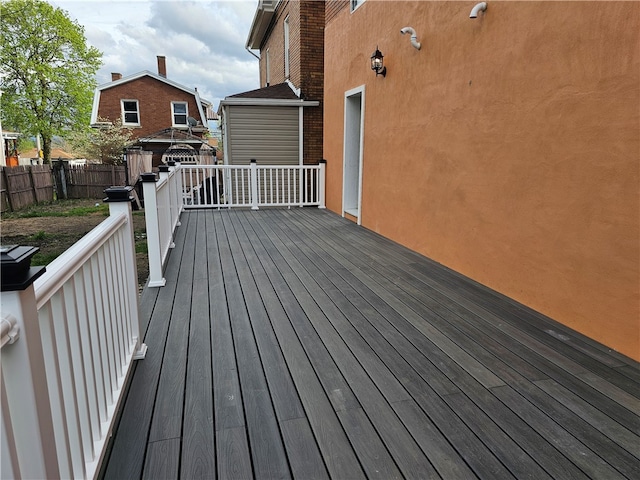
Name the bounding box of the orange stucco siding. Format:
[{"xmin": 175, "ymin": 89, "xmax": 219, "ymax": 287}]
[{"xmin": 324, "ymin": 1, "xmax": 639, "ymax": 360}]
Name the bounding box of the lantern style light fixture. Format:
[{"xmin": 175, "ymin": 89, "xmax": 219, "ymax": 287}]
[{"xmin": 370, "ymin": 46, "xmax": 386, "ymax": 77}]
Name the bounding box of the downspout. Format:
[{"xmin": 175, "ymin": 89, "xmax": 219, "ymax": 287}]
[
  {"xmin": 299, "ymin": 105, "xmax": 304, "ymax": 206},
  {"xmin": 222, "ymin": 105, "xmax": 230, "ymax": 165},
  {"xmin": 246, "ymin": 46, "xmax": 260, "ymax": 60},
  {"xmin": 298, "ymin": 105, "xmax": 303, "ymax": 166}
]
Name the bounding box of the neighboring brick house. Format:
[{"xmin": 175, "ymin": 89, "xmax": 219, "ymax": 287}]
[
  {"xmin": 90, "ymin": 56, "xmax": 215, "ymax": 166},
  {"xmin": 220, "ymin": 0, "xmax": 324, "ymax": 165}
]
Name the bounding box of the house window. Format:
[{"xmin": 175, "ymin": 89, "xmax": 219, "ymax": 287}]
[
  {"xmin": 172, "ymin": 102, "xmax": 188, "ymax": 126},
  {"xmin": 284, "ymin": 15, "xmax": 290, "ymax": 78},
  {"xmin": 351, "ymin": 0, "xmax": 366, "ymax": 12},
  {"xmin": 121, "ymin": 100, "xmax": 140, "ymax": 126},
  {"xmin": 265, "ymin": 48, "xmax": 270, "ymax": 86}
]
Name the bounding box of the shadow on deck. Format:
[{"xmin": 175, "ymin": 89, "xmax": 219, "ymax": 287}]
[{"xmin": 103, "ymin": 208, "xmax": 640, "ymax": 479}]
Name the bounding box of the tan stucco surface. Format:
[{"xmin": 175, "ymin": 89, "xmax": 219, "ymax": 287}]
[{"xmin": 324, "ymin": 1, "xmax": 639, "ymax": 359}]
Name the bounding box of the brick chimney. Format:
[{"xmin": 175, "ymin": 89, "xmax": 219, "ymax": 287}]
[
  {"xmin": 157, "ymin": 56, "xmax": 166, "ymax": 78},
  {"xmin": 111, "ymin": 72, "xmax": 122, "ymax": 81}
]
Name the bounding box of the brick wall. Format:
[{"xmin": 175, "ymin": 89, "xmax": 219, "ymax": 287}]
[
  {"xmin": 97, "ymin": 77, "xmax": 204, "ymax": 139},
  {"xmin": 256, "ymin": 0, "xmax": 324, "ymax": 164},
  {"xmin": 260, "ymin": 0, "xmax": 301, "ymax": 86},
  {"xmin": 300, "ymin": 0, "xmax": 325, "ymax": 164}
]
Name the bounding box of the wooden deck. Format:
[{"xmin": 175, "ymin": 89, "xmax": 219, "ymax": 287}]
[{"xmin": 102, "ymin": 208, "xmax": 640, "ymax": 480}]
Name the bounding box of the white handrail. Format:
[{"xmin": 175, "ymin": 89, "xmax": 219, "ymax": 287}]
[
  {"xmin": 1, "ymin": 190, "xmax": 146, "ymax": 480},
  {"xmin": 179, "ymin": 163, "xmax": 326, "ymax": 209},
  {"xmin": 142, "ymin": 164, "xmax": 183, "ymax": 288},
  {"xmin": 142, "ymin": 161, "xmax": 326, "ymax": 292},
  {"xmin": 0, "ymin": 313, "xmax": 19, "ymax": 348},
  {"xmin": 33, "ymin": 213, "xmax": 126, "ymax": 309}
]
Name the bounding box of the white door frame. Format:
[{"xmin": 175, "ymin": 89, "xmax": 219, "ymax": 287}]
[{"xmin": 342, "ymin": 85, "xmax": 365, "ymax": 225}]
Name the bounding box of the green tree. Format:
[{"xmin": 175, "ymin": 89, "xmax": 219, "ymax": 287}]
[
  {"xmin": 0, "ymin": 0, "xmax": 102, "ymax": 163},
  {"xmin": 66, "ymin": 117, "xmax": 133, "ymax": 164},
  {"xmin": 17, "ymin": 136, "xmax": 36, "ymax": 154}
]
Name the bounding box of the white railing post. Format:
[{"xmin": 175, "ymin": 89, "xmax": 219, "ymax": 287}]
[
  {"xmin": 166, "ymin": 161, "xmax": 182, "ymax": 231},
  {"xmin": 104, "ymin": 187, "xmax": 147, "ymax": 360},
  {"xmin": 173, "ymin": 161, "xmax": 183, "ymax": 223},
  {"xmin": 141, "ymin": 172, "xmax": 166, "ymax": 287},
  {"xmin": 165, "ymin": 161, "xmax": 177, "ymax": 231},
  {"xmin": 158, "ymin": 165, "xmax": 175, "ymax": 251},
  {"xmin": 1, "ymin": 247, "xmax": 60, "ymax": 479},
  {"xmin": 250, "ymin": 159, "xmax": 259, "ymax": 210},
  {"xmin": 318, "ymin": 160, "xmax": 326, "ymax": 209},
  {"xmin": 299, "ymin": 164, "xmax": 304, "ymax": 208}
]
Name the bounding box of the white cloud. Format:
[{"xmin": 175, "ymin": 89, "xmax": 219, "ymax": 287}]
[{"xmin": 50, "ymin": 0, "xmax": 260, "ymax": 108}]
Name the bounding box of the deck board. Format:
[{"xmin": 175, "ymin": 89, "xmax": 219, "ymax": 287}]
[
  {"xmin": 217, "ymin": 213, "xmax": 291, "ymax": 479},
  {"xmin": 180, "ymin": 212, "xmax": 215, "ymax": 479},
  {"xmin": 103, "ymin": 208, "xmax": 640, "ymax": 479},
  {"xmin": 249, "ymin": 212, "xmax": 445, "ymax": 479},
  {"xmin": 295, "ymin": 205, "xmax": 640, "ymax": 434},
  {"xmin": 102, "ymin": 212, "xmax": 190, "ymax": 480}
]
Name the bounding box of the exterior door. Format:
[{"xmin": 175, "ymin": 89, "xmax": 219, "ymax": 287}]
[{"xmin": 343, "ymin": 86, "xmax": 365, "ymax": 224}]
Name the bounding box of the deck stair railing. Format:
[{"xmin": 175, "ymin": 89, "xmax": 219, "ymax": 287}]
[{"xmin": 1, "ymin": 187, "xmax": 147, "ymax": 480}]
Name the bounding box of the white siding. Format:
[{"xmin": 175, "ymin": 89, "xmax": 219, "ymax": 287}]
[{"xmin": 227, "ymin": 105, "xmax": 299, "ymax": 165}]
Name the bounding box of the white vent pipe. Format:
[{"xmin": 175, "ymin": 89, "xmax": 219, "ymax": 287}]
[
  {"xmin": 470, "ymin": 2, "xmax": 487, "ymax": 18},
  {"xmin": 400, "ymin": 27, "xmax": 421, "ymax": 50}
]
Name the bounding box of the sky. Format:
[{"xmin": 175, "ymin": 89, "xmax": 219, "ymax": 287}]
[{"xmin": 49, "ymin": 0, "xmax": 261, "ymax": 112}]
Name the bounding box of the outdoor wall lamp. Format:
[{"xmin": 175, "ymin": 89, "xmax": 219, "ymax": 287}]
[
  {"xmin": 470, "ymin": 2, "xmax": 487, "ymax": 18},
  {"xmin": 370, "ymin": 47, "xmax": 386, "ymax": 77}
]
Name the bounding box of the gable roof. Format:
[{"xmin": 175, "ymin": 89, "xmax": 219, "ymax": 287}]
[
  {"xmin": 246, "ymin": 0, "xmax": 278, "ymax": 50},
  {"xmin": 218, "ymin": 82, "xmax": 318, "ymax": 114},
  {"xmin": 90, "ymin": 70, "xmax": 212, "ymax": 126},
  {"xmin": 228, "ymin": 82, "xmax": 300, "ymax": 100}
]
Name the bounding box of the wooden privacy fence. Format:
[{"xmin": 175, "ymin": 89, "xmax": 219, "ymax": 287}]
[
  {"xmin": 58, "ymin": 164, "xmax": 125, "ymax": 200},
  {"xmin": 1, "ymin": 163, "xmax": 127, "ymax": 213},
  {"xmin": 1, "ymin": 165, "xmax": 54, "ymax": 212}
]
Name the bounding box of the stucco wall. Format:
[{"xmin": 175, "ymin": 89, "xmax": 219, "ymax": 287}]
[{"xmin": 324, "ymin": 1, "xmax": 639, "ymax": 359}]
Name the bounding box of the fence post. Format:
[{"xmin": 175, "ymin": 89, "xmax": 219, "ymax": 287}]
[
  {"xmin": 141, "ymin": 173, "xmax": 166, "ymax": 288},
  {"xmin": 318, "ymin": 160, "xmax": 326, "ymax": 209},
  {"xmin": 250, "ymin": 159, "xmax": 259, "ymax": 210},
  {"xmin": 27, "ymin": 166, "xmax": 38, "ymax": 205},
  {"xmin": 1, "ymin": 246, "xmax": 60, "ymax": 479},
  {"xmin": 58, "ymin": 160, "xmax": 68, "ymax": 199},
  {"xmin": 103, "ymin": 187, "xmax": 147, "ymax": 360},
  {"xmin": 123, "ymin": 149, "xmax": 130, "ymax": 187},
  {"xmin": 2, "ymin": 167, "xmax": 14, "ymax": 212}
]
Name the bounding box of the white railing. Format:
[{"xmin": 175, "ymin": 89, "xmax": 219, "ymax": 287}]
[
  {"xmin": 1, "ymin": 188, "xmax": 147, "ymax": 480},
  {"xmin": 142, "ymin": 161, "xmax": 325, "ymax": 288},
  {"xmin": 180, "ymin": 160, "xmax": 326, "ymax": 209},
  {"xmin": 141, "ymin": 163, "xmax": 183, "ymax": 288}
]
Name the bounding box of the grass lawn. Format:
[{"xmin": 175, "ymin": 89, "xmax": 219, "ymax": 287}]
[{"xmin": 1, "ymin": 199, "xmax": 149, "ymax": 287}]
